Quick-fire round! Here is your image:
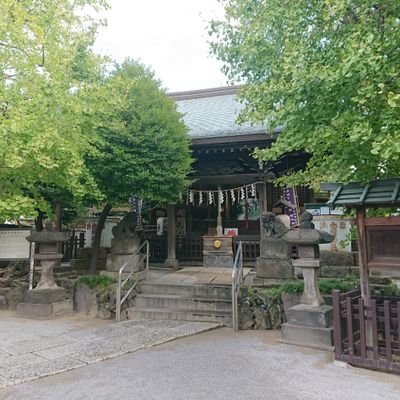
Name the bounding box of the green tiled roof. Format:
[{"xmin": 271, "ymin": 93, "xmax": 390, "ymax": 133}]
[
  {"xmin": 324, "ymin": 179, "xmax": 400, "ymax": 207},
  {"xmin": 170, "ymin": 86, "xmax": 275, "ymax": 139}
]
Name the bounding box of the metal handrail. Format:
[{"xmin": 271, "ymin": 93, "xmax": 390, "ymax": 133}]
[
  {"xmin": 232, "ymin": 241, "xmax": 243, "ymax": 332},
  {"xmin": 116, "ymin": 240, "xmax": 149, "ymax": 322}
]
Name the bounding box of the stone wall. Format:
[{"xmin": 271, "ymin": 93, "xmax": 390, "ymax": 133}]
[{"xmin": 239, "ymin": 287, "xmax": 287, "ymax": 330}]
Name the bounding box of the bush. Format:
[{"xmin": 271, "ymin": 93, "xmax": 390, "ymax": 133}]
[{"xmin": 76, "ymin": 275, "xmax": 116, "ymax": 289}]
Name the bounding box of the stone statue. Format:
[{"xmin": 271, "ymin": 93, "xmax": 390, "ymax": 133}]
[
  {"xmin": 261, "ymin": 212, "xmax": 289, "ymax": 239},
  {"xmin": 112, "ymin": 211, "xmax": 138, "ymax": 240},
  {"xmin": 299, "ymin": 211, "xmax": 315, "ymax": 229}
]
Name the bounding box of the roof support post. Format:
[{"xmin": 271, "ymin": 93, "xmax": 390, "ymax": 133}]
[
  {"xmin": 356, "ymin": 206, "xmax": 370, "ymax": 301},
  {"xmin": 164, "ymin": 204, "xmax": 179, "ymax": 269}
]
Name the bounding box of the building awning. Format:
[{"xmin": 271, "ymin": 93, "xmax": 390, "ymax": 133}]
[{"xmin": 322, "ymin": 178, "xmax": 400, "ymax": 207}]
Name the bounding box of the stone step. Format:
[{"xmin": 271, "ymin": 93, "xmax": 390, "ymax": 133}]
[
  {"xmin": 135, "ymin": 293, "xmax": 232, "ymax": 313},
  {"xmin": 127, "ymin": 307, "xmax": 233, "ymax": 327},
  {"xmin": 140, "ymin": 282, "xmax": 231, "ymax": 300}
]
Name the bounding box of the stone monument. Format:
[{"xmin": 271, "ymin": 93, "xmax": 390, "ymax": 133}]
[
  {"xmin": 281, "ymin": 211, "xmax": 335, "ymax": 350},
  {"xmin": 255, "ymin": 212, "xmax": 293, "ymax": 280},
  {"xmin": 17, "ymin": 222, "xmax": 73, "ymax": 318},
  {"xmin": 105, "ymin": 212, "xmax": 140, "ymax": 274}
]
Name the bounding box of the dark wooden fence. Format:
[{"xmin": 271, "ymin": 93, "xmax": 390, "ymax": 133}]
[
  {"xmin": 143, "ymin": 234, "xmax": 261, "ymax": 264},
  {"xmin": 176, "ymin": 235, "xmax": 203, "ymax": 261},
  {"xmin": 61, "ymin": 231, "xmax": 86, "ymax": 262},
  {"xmin": 333, "ymin": 289, "xmax": 400, "ymax": 373},
  {"xmin": 233, "ymin": 235, "xmax": 260, "ymax": 262}
]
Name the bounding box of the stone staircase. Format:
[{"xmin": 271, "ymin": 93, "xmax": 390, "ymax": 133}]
[{"xmin": 127, "ymin": 282, "xmax": 233, "ymax": 327}]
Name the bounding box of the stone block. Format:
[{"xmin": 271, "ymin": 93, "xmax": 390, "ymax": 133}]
[
  {"xmin": 203, "ymin": 255, "xmax": 233, "ymax": 268},
  {"xmin": 106, "ymin": 254, "xmax": 140, "ymax": 272},
  {"xmin": 111, "ymin": 237, "xmax": 140, "ymax": 255},
  {"xmin": 16, "ymin": 300, "xmax": 73, "ymax": 319},
  {"xmin": 259, "ymin": 238, "xmax": 291, "ymax": 259},
  {"xmin": 255, "ymin": 258, "xmax": 293, "ymax": 279},
  {"xmin": 286, "ymin": 304, "xmax": 333, "ymax": 328},
  {"xmin": 5, "ymin": 287, "xmax": 25, "ymax": 310},
  {"xmin": 24, "ymin": 287, "xmax": 66, "ymax": 304},
  {"xmin": 74, "ymin": 283, "xmax": 98, "ymax": 317},
  {"xmin": 281, "ymin": 323, "xmax": 334, "ymax": 349},
  {"xmin": 320, "ymin": 250, "xmax": 354, "ymax": 267},
  {"xmin": 0, "ymin": 295, "xmax": 7, "ymax": 309}
]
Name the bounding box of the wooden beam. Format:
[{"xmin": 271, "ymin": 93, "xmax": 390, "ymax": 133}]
[{"xmin": 192, "ymin": 173, "xmax": 263, "ymax": 186}]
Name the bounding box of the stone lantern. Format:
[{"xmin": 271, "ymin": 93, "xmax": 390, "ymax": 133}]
[
  {"xmin": 17, "ymin": 223, "xmax": 73, "ymax": 318},
  {"xmin": 281, "ymin": 212, "xmax": 335, "ymax": 349}
]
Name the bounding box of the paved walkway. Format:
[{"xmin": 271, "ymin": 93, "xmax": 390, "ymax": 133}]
[
  {"xmin": 1, "ymin": 328, "xmax": 400, "ymax": 400},
  {"xmin": 148, "ymin": 266, "xmax": 252, "ymax": 286},
  {"xmin": 0, "ymin": 311, "xmax": 220, "ymax": 388}
]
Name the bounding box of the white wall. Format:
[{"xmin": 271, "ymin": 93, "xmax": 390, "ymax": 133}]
[{"xmin": 0, "ymin": 228, "xmax": 31, "ymax": 260}]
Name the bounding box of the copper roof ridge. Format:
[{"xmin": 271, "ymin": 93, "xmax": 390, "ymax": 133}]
[{"xmin": 168, "ymin": 85, "xmax": 245, "ymax": 101}]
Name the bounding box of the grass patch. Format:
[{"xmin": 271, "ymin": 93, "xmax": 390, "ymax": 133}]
[{"xmin": 77, "ymin": 275, "xmax": 116, "ymax": 289}]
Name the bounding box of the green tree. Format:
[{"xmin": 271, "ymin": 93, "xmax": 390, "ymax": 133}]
[
  {"xmin": 86, "ymin": 60, "xmax": 192, "ymax": 274},
  {"xmin": 210, "ymin": 0, "xmax": 400, "ymax": 187},
  {"xmin": 0, "ymin": 0, "xmax": 107, "ymax": 222}
]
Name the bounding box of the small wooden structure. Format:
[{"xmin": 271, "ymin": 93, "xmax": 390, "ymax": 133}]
[{"xmin": 324, "ymin": 178, "xmax": 400, "ymax": 372}]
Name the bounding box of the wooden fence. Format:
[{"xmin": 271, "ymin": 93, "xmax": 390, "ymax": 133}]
[
  {"xmin": 143, "ymin": 234, "xmax": 261, "ymax": 264},
  {"xmin": 333, "ymin": 289, "xmax": 400, "ymax": 373},
  {"xmin": 61, "ymin": 232, "xmax": 86, "ymax": 262}
]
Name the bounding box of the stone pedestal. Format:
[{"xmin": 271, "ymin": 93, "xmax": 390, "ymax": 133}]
[
  {"xmin": 18, "ymin": 225, "xmax": 72, "ymax": 319},
  {"xmin": 106, "ymin": 236, "xmax": 140, "ymax": 273},
  {"xmin": 255, "ymin": 238, "xmax": 293, "ymax": 279},
  {"xmin": 202, "ymin": 236, "xmax": 233, "ymax": 268},
  {"xmin": 17, "ymin": 287, "xmax": 72, "ymax": 319},
  {"xmin": 281, "ymin": 304, "xmax": 334, "ymax": 350},
  {"xmin": 280, "ymin": 212, "xmax": 335, "ymax": 350}
]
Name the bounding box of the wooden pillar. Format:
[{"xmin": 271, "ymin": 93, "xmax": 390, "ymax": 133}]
[
  {"xmin": 164, "ymin": 204, "xmax": 179, "ymax": 269},
  {"xmin": 356, "ymin": 206, "xmax": 370, "ymax": 300}
]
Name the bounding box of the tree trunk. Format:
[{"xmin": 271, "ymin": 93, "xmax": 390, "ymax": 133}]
[{"xmin": 88, "ymin": 203, "xmax": 112, "ymax": 275}]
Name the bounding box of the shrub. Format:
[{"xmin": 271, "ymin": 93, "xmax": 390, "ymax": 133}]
[{"xmin": 76, "ymin": 275, "xmax": 116, "ymax": 289}]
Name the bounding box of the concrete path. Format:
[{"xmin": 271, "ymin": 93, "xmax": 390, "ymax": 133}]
[
  {"xmin": 149, "ymin": 266, "xmax": 252, "ymax": 286},
  {"xmin": 0, "ymin": 311, "xmax": 220, "ymax": 388},
  {"xmin": 2, "ymin": 328, "xmax": 400, "ymax": 400}
]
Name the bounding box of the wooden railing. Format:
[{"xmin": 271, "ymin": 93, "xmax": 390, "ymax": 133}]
[{"xmin": 333, "ymin": 290, "xmax": 400, "ymax": 373}]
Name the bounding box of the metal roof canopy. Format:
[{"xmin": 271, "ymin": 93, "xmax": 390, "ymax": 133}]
[
  {"xmin": 323, "ymin": 178, "xmax": 400, "ymax": 302},
  {"xmin": 322, "ymin": 178, "xmax": 400, "ymax": 208}
]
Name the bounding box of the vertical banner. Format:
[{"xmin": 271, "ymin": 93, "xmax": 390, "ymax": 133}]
[
  {"xmin": 282, "ymin": 187, "xmax": 299, "ymax": 226},
  {"xmin": 129, "ymin": 196, "xmax": 142, "ymax": 229}
]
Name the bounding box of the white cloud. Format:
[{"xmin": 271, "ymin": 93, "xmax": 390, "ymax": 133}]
[{"xmin": 94, "ymin": 0, "xmax": 228, "ymax": 92}]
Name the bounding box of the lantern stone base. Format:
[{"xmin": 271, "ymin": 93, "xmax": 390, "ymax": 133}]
[
  {"xmin": 17, "ymin": 300, "xmax": 73, "ymax": 319},
  {"xmin": 281, "ymin": 304, "xmax": 334, "ymax": 350},
  {"xmin": 17, "ymin": 288, "xmax": 72, "ymax": 319},
  {"xmin": 24, "ymin": 287, "xmax": 66, "ymax": 304}
]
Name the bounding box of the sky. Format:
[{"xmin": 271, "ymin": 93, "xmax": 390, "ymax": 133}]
[{"xmin": 94, "ymin": 0, "xmax": 229, "ymax": 92}]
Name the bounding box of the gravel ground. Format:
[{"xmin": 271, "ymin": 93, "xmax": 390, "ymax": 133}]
[{"xmin": 1, "ymin": 328, "xmax": 400, "ymax": 400}]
